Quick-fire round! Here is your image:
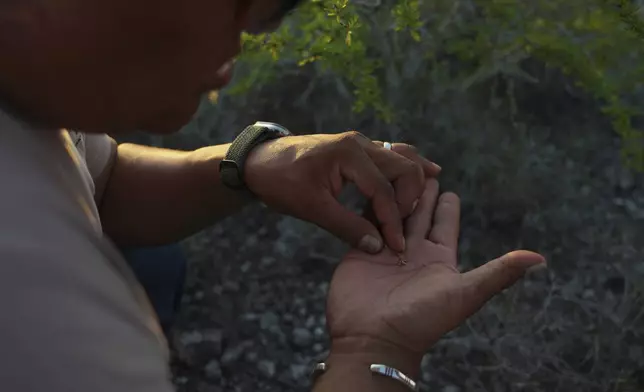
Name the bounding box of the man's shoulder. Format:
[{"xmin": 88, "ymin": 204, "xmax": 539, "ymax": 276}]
[{"xmin": 0, "ymin": 117, "xmax": 172, "ymax": 392}]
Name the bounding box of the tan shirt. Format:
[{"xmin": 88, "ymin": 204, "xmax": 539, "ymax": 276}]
[{"xmin": 0, "ymin": 110, "xmax": 174, "ymax": 391}]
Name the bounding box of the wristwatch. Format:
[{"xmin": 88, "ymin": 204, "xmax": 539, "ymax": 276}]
[{"xmin": 219, "ymin": 121, "xmax": 292, "ymax": 190}]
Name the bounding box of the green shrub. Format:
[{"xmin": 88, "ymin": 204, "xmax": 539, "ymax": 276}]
[{"xmin": 225, "ymin": 0, "xmax": 644, "ymax": 168}]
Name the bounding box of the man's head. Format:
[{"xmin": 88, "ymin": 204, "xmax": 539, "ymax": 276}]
[{"xmin": 0, "ymin": 0, "xmax": 300, "ymax": 133}]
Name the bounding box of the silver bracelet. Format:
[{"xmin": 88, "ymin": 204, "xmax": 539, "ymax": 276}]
[
  {"xmin": 310, "ymin": 362, "xmax": 419, "ymax": 391},
  {"xmin": 370, "ymin": 363, "xmax": 419, "ymax": 391}
]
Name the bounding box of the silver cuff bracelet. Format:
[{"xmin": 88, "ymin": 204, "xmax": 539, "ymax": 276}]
[{"xmin": 310, "ymin": 361, "xmax": 419, "ymax": 391}]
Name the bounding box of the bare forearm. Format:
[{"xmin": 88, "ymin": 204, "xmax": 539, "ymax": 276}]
[{"xmin": 99, "ymin": 142, "xmax": 253, "ymax": 247}]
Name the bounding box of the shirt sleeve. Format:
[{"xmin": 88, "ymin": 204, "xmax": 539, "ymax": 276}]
[
  {"xmin": 0, "ymin": 126, "xmax": 173, "ymax": 392},
  {"xmin": 84, "ymin": 133, "xmax": 118, "ymax": 206}
]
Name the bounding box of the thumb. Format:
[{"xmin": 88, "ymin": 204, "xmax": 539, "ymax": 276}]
[
  {"xmin": 312, "ymin": 195, "xmax": 384, "ymax": 254},
  {"xmin": 461, "ymin": 250, "xmax": 546, "ymax": 314}
]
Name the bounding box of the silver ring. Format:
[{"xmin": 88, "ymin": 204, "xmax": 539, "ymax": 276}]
[{"xmin": 383, "ymin": 141, "xmax": 393, "ymax": 150}]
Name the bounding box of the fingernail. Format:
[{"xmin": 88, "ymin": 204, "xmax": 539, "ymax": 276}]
[
  {"xmin": 431, "ymin": 162, "xmax": 442, "ymax": 172},
  {"xmin": 359, "ymin": 235, "xmax": 382, "ymax": 254},
  {"xmin": 400, "ymin": 236, "xmax": 406, "ymax": 251},
  {"xmin": 526, "ymin": 262, "xmax": 548, "ymax": 276},
  {"xmin": 412, "ymin": 199, "xmax": 419, "ymax": 211}
]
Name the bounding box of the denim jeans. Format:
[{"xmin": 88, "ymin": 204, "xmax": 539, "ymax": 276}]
[{"xmin": 120, "ymin": 244, "xmax": 187, "ymax": 337}]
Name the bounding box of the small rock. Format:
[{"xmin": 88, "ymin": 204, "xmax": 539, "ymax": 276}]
[
  {"xmin": 313, "ymin": 343, "xmax": 324, "ymax": 352},
  {"xmin": 257, "ymin": 360, "xmax": 277, "ymax": 378},
  {"xmin": 318, "ymin": 282, "xmax": 329, "ymax": 294},
  {"xmin": 625, "ymin": 199, "xmax": 640, "ymax": 215},
  {"xmin": 629, "ymin": 345, "xmax": 643, "ymax": 361},
  {"xmin": 275, "ymin": 240, "xmax": 290, "ymax": 256},
  {"xmin": 293, "ymin": 328, "xmax": 313, "ymax": 347},
  {"xmin": 240, "ymin": 261, "xmax": 252, "ymax": 273},
  {"xmin": 223, "ymin": 281, "xmax": 240, "ymax": 292},
  {"xmin": 305, "ymin": 316, "xmax": 316, "ymax": 328},
  {"xmin": 179, "ymin": 330, "xmax": 203, "ymax": 346},
  {"xmin": 421, "ymin": 354, "xmax": 432, "ymax": 369},
  {"xmin": 619, "ymin": 168, "xmax": 635, "ymax": 191},
  {"xmin": 212, "ymin": 285, "xmax": 223, "ymax": 295},
  {"xmin": 444, "ymin": 342, "xmax": 469, "ymax": 359},
  {"xmin": 582, "ymin": 289, "xmax": 595, "ymax": 299},
  {"xmin": 245, "ymin": 351, "xmax": 259, "ymax": 362},
  {"xmin": 261, "ymin": 256, "xmax": 276, "ymax": 267},
  {"xmin": 313, "ymin": 327, "xmax": 325, "ymax": 339},
  {"xmin": 221, "ymin": 341, "xmax": 252, "ymax": 366},
  {"xmin": 194, "ymin": 291, "xmax": 204, "ymax": 300},
  {"xmin": 260, "ymin": 312, "xmax": 280, "ymax": 330},
  {"xmin": 442, "ymin": 385, "xmax": 460, "ymax": 392},
  {"xmin": 635, "ymin": 261, "xmax": 644, "ymax": 274},
  {"xmin": 175, "ymin": 376, "xmax": 188, "ymax": 385},
  {"xmin": 289, "ymin": 364, "xmax": 309, "ymax": 380},
  {"xmin": 243, "ymin": 312, "xmax": 259, "ymax": 321},
  {"xmin": 246, "ymin": 235, "xmax": 258, "ymax": 247},
  {"xmin": 204, "ymin": 360, "xmax": 222, "ymax": 379},
  {"xmin": 202, "ymin": 329, "xmax": 223, "ymax": 355},
  {"xmin": 203, "ymin": 328, "xmax": 223, "ymax": 343}
]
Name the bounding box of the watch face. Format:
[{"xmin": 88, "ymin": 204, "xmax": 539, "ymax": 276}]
[{"xmin": 254, "ymin": 121, "xmax": 291, "ymax": 136}]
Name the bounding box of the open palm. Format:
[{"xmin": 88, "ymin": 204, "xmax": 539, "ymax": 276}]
[{"xmin": 326, "ymin": 179, "xmax": 546, "ymax": 357}]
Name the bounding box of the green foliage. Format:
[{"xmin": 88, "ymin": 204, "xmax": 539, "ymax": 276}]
[{"xmin": 226, "ymin": 0, "xmax": 644, "ymax": 169}]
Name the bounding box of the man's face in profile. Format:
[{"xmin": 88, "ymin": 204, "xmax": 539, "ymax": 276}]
[{"xmin": 0, "ymin": 0, "xmax": 299, "ymax": 133}]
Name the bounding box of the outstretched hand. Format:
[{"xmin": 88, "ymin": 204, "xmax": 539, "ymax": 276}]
[{"xmin": 323, "ymin": 179, "xmax": 546, "ymax": 378}]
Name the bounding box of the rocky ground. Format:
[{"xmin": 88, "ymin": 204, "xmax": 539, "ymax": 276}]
[{"xmin": 134, "ymin": 66, "xmax": 644, "ymax": 392}]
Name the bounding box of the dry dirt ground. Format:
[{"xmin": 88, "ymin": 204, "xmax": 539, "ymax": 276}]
[{"xmin": 126, "ymin": 69, "xmax": 644, "ymax": 392}]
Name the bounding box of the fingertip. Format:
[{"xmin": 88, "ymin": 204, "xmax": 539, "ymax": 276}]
[
  {"xmin": 358, "ymin": 234, "xmax": 383, "ymax": 254},
  {"xmin": 439, "ymin": 191, "xmax": 459, "ymax": 201},
  {"xmin": 383, "ymin": 227, "xmax": 406, "ymax": 253},
  {"xmin": 505, "ymin": 250, "xmax": 547, "ymax": 266},
  {"xmin": 437, "ymin": 192, "xmax": 460, "ymax": 210},
  {"xmin": 427, "ymin": 162, "xmax": 442, "ymax": 176}
]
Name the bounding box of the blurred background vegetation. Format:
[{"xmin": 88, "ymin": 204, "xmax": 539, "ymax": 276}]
[{"xmin": 124, "ymin": 0, "xmax": 644, "ymax": 390}]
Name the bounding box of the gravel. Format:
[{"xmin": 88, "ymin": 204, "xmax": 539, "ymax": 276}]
[
  {"xmin": 221, "ymin": 341, "xmax": 253, "ymax": 367},
  {"xmin": 257, "ymin": 360, "xmax": 277, "ymax": 378},
  {"xmin": 204, "ymin": 360, "xmax": 222, "ymax": 379},
  {"xmin": 292, "ymin": 328, "xmax": 313, "ymax": 348},
  {"xmin": 165, "ymin": 66, "xmax": 644, "ymax": 392}
]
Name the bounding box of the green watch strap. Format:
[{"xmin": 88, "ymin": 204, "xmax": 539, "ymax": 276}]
[{"xmin": 219, "ymin": 122, "xmax": 291, "ymax": 190}]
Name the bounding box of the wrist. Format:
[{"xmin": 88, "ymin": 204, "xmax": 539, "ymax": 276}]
[
  {"xmin": 219, "ymin": 121, "xmax": 292, "ymax": 191},
  {"xmin": 326, "ymin": 336, "xmax": 422, "ymax": 379},
  {"xmin": 312, "ymin": 336, "xmax": 422, "ymax": 392},
  {"xmin": 243, "ymin": 137, "xmax": 290, "ymax": 195}
]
